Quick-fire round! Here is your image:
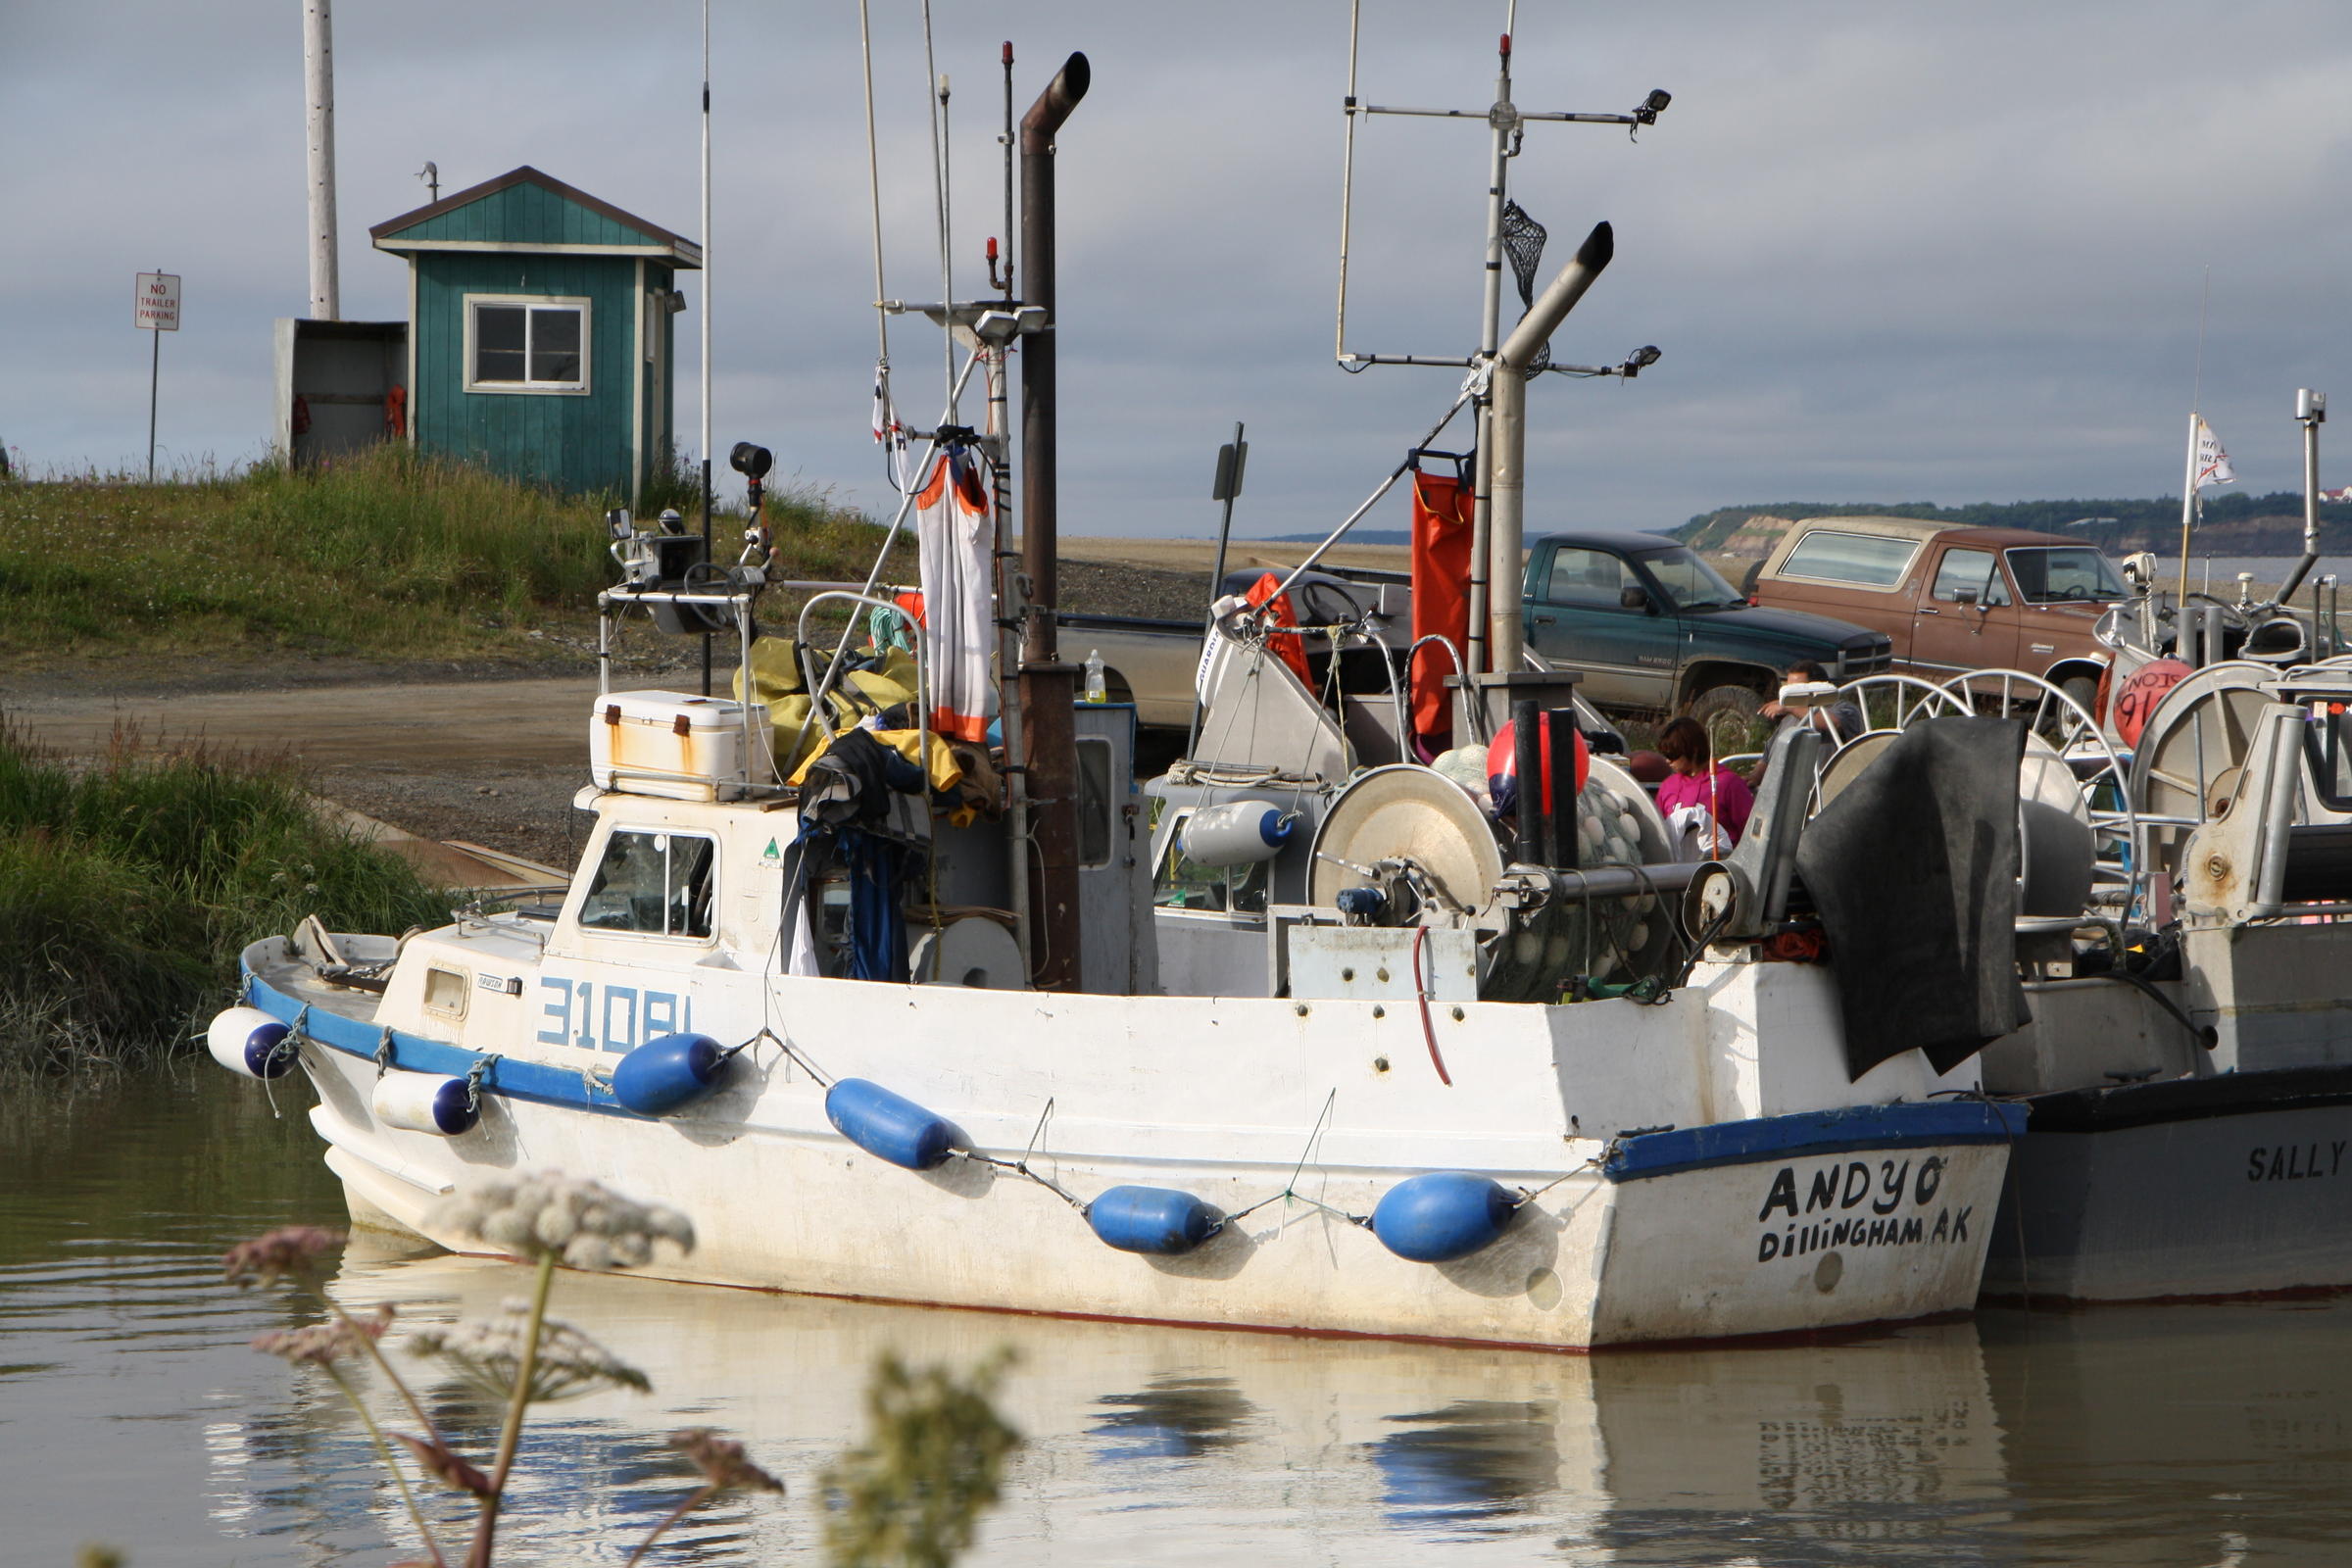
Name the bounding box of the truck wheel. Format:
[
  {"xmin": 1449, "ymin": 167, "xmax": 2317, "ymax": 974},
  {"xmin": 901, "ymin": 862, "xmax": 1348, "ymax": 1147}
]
[
  {"xmin": 2058, "ymin": 674, "xmax": 2098, "ymax": 715},
  {"xmin": 1687, "ymin": 682, "xmax": 1765, "ymax": 754}
]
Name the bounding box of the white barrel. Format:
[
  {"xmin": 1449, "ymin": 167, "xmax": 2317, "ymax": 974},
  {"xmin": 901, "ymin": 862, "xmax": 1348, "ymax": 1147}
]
[
  {"xmin": 208, "ymin": 1005, "xmax": 296, "ymax": 1080},
  {"xmin": 370, "ymin": 1072, "xmax": 481, "ymax": 1137},
  {"xmin": 1181, "ymin": 801, "xmax": 1294, "ymax": 867}
]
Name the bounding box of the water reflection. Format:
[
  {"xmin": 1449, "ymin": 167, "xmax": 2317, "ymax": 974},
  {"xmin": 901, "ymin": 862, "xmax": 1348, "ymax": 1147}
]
[
  {"xmin": 1368, "ymin": 1399, "xmax": 1561, "ymax": 1531},
  {"xmin": 1090, "ymin": 1376, "xmax": 1256, "ymax": 1463},
  {"xmin": 1982, "ymin": 1300, "xmax": 2352, "ymax": 1566},
  {"xmin": 11, "ymin": 1073, "xmax": 2352, "ymax": 1565}
]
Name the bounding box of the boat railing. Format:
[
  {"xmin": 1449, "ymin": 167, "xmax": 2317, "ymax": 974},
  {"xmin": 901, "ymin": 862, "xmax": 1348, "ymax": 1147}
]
[
  {"xmin": 793, "ymin": 590, "xmax": 933, "ymax": 805},
  {"xmin": 596, "ymin": 581, "xmax": 778, "ymax": 797}
]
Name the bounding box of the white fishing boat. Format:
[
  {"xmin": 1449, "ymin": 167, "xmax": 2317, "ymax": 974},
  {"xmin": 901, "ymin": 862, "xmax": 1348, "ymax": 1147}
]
[{"xmin": 209, "ymin": 25, "xmax": 2033, "ymax": 1348}]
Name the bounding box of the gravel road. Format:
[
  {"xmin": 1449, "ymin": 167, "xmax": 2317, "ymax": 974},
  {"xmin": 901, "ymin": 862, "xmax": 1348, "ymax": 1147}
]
[{"xmin": 1, "ymin": 541, "xmax": 1348, "ymax": 869}]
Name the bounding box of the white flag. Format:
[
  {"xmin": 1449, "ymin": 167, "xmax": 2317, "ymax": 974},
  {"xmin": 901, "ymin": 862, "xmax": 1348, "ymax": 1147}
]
[{"xmin": 2193, "ymin": 416, "xmax": 2236, "ymax": 491}]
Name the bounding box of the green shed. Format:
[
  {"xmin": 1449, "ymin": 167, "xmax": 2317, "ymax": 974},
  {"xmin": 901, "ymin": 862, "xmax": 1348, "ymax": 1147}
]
[{"xmin": 369, "ymin": 166, "xmax": 701, "ymax": 501}]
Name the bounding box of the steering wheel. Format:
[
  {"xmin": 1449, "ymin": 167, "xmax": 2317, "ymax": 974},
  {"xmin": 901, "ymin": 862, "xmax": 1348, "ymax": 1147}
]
[{"xmin": 2059, "ymin": 586, "xmax": 2090, "ymax": 602}]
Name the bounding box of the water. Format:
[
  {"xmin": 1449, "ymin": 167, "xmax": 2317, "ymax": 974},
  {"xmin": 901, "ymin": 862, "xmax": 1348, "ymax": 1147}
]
[
  {"xmin": 2168, "ymin": 556, "xmax": 2339, "ymax": 601},
  {"xmin": 8, "ymin": 1072, "xmax": 2352, "ymax": 1567}
]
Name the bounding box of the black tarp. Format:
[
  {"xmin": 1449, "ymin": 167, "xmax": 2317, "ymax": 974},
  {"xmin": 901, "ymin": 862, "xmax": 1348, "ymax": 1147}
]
[{"xmin": 1793, "ymin": 716, "xmax": 2031, "ymax": 1079}]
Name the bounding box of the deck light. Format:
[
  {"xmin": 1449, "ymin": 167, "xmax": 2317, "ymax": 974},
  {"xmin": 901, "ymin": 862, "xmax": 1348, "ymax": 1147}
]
[{"xmin": 729, "ymin": 442, "xmax": 773, "ymax": 480}]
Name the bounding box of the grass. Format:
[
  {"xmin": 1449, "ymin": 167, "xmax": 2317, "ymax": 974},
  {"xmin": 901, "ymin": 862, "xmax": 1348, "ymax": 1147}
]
[
  {"xmin": 0, "ymin": 446, "xmax": 902, "ymax": 666},
  {"xmin": 0, "ymin": 725, "xmax": 454, "ymax": 1075}
]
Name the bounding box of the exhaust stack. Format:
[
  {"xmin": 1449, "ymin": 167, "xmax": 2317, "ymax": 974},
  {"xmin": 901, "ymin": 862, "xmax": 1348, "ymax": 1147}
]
[
  {"xmin": 1486, "ymin": 222, "xmax": 1613, "ymax": 671},
  {"xmin": 1017, "ymin": 50, "xmax": 1090, "ymax": 993},
  {"xmin": 1018, "ymin": 50, "xmax": 1091, "ymax": 663}
]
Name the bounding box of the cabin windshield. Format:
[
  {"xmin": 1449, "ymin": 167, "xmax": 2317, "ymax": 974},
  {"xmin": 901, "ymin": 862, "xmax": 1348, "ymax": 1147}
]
[
  {"xmin": 1636, "ymin": 547, "xmax": 1744, "ymax": 610},
  {"xmin": 579, "ymin": 829, "xmax": 717, "ymax": 939},
  {"xmin": 2005, "ymin": 547, "xmax": 2128, "ymax": 604}
]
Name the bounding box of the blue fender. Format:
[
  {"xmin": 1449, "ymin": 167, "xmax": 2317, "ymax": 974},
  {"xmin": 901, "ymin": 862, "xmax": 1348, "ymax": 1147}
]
[
  {"xmin": 1087, "ymin": 1185, "xmax": 1222, "ymax": 1255},
  {"xmin": 612, "ymin": 1033, "xmax": 726, "ymax": 1116},
  {"xmin": 1370, "ymin": 1171, "xmax": 1517, "ymax": 1263},
  {"xmin": 826, "ymin": 1078, "xmax": 956, "ymax": 1170}
]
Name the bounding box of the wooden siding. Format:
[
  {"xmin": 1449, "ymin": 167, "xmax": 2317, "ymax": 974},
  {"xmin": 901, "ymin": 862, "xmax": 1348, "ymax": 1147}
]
[
  {"xmin": 397, "ymin": 181, "xmax": 657, "ymax": 249},
  {"xmin": 414, "ymin": 253, "xmax": 637, "ymax": 497}
]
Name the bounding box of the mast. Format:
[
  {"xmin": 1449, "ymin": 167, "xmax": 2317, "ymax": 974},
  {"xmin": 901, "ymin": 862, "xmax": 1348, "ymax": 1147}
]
[{"xmin": 1328, "ymin": 3, "xmax": 1668, "ymax": 715}]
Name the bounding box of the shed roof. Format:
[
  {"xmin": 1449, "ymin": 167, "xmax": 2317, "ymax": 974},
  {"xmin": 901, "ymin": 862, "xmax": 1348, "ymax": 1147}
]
[{"xmin": 370, "ymin": 166, "xmax": 701, "ymax": 268}]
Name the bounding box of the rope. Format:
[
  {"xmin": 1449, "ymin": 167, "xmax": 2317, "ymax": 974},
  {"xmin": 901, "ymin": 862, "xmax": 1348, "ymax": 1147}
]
[
  {"xmin": 958, "ymin": 1098, "xmax": 1089, "ymax": 1210},
  {"xmin": 462, "ymin": 1054, "xmax": 502, "ymax": 1116},
  {"xmin": 373, "ymin": 1027, "xmax": 396, "ymax": 1080}
]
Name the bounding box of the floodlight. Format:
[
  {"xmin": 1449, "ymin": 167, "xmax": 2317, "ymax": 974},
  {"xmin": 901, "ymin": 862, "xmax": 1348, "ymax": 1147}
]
[{"xmin": 730, "ymin": 442, "xmax": 774, "ymax": 479}]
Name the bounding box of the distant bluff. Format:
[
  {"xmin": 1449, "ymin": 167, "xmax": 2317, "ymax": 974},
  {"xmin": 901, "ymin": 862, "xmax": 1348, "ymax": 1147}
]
[{"xmin": 1678, "ymin": 492, "xmax": 2352, "ymax": 557}]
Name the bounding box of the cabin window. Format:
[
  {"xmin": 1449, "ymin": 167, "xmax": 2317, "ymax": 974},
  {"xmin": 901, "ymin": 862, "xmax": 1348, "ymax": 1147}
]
[
  {"xmin": 578, "ymin": 829, "xmax": 717, "ymax": 939},
  {"xmin": 1543, "ymin": 548, "xmax": 1640, "ymax": 609},
  {"xmin": 1930, "ymin": 548, "xmax": 2012, "ymax": 607},
  {"xmin": 1778, "ymin": 530, "xmax": 1919, "ymax": 589},
  {"xmin": 464, "ymin": 296, "xmax": 591, "ymax": 393},
  {"xmin": 1076, "ymin": 738, "xmax": 1115, "ymax": 868}
]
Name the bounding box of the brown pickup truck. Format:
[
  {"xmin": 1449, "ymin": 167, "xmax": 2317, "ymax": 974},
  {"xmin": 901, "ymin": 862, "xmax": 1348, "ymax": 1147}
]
[{"xmin": 1751, "ymin": 516, "xmax": 2129, "ymax": 706}]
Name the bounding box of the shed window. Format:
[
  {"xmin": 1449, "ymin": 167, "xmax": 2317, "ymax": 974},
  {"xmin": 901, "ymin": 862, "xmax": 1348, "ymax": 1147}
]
[{"xmin": 465, "ymin": 296, "xmax": 590, "ymax": 393}]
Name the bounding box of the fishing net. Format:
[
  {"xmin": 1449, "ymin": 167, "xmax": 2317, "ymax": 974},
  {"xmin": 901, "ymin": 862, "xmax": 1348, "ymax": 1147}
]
[{"xmin": 1501, "ymin": 200, "xmax": 1551, "ymax": 373}]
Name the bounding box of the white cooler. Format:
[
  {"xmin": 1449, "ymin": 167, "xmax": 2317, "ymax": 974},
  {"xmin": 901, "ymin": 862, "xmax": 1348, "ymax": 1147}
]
[{"xmin": 589, "ymin": 691, "xmax": 770, "ymax": 800}]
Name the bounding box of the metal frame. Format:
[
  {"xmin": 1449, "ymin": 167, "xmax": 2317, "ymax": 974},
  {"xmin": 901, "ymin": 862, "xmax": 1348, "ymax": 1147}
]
[{"xmin": 596, "ymin": 584, "xmax": 769, "ymax": 795}]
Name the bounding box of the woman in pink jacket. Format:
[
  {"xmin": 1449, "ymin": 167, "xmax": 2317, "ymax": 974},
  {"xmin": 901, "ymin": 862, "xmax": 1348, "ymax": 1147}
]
[{"xmin": 1654, "ymin": 716, "xmax": 1752, "ymax": 858}]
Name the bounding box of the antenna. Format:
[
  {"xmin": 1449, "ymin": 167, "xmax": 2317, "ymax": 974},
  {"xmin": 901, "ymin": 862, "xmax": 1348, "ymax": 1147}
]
[
  {"xmin": 1333, "ymin": 2, "xmax": 1667, "ymax": 372},
  {"xmin": 1331, "ymin": 6, "xmax": 1668, "ymax": 677},
  {"xmin": 698, "ymin": 0, "xmax": 713, "ymax": 696},
  {"xmin": 416, "ymin": 161, "xmax": 438, "ymax": 202}
]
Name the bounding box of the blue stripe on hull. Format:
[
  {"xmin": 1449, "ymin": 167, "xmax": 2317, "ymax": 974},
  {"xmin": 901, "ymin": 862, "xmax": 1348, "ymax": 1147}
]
[
  {"xmin": 244, "ymin": 961, "xmax": 633, "ymax": 1116},
  {"xmin": 1605, "ymin": 1101, "xmax": 2027, "ymax": 1184}
]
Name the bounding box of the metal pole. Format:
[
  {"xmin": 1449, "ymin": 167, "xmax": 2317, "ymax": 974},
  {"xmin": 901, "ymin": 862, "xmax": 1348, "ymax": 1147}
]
[
  {"xmin": 699, "ymin": 0, "xmax": 713, "ymax": 698},
  {"xmin": 2279, "ymin": 389, "xmax": 2326, "ymax": 606},
  {"xmin": 1465, "ymin": 28, "xmax": 1517, "ymax": 676},
  {"xmin": 302, "ymin": 0, "xmax": 339, "ymax": 319},
  {"xmin": 1187, "ymin": 421, "xmax": 1247, "ymax": 759},
  {"xmin": 1018, "ymin": 52, "xmax": 1091, "ymax": 993},
  {"xmin": 1489, "ymin": 224, "xmax": 1613, "ymax": 670},
  {"xmin": 1335, "ymin": 0, "xmax": 1363, "ymax": 365},
  {"xmin": 147, "ymin": 323, "xmax": 160, "ymax": 482},
  {"xmin": 2178, "ymin": 412, "xmax": 2198, "ymax": 602}
]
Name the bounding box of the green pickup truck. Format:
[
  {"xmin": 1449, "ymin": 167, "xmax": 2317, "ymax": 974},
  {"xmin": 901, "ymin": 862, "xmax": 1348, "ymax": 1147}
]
[{"xmin": 1523, "ymin": 531, "xmax": 1893, "ymax": 718}]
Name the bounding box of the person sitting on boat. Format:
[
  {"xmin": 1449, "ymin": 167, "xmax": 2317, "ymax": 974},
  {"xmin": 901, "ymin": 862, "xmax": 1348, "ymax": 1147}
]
[
  {"xmin": 1655, "ymin": 716, "xmax": 1752, "ymax": 859},
  {"xmin": 1759, "ymin": 662, "xmax": 1864, "ymax": 747}
]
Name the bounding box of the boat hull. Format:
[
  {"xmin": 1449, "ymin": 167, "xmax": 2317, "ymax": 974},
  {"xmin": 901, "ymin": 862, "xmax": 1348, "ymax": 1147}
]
[
  {"xmin": 1984, "ymin": 1064, "xmax": 2352, "ymax": 1301},
  {"xmin": 266, "ymin": 961, "xmax": 2018, "ymax": 1349}
]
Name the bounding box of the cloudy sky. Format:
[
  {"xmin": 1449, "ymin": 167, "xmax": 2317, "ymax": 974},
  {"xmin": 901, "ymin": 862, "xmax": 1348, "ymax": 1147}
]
[{"xmin": 7, "ymin": 2, "xmax": 2351, "ymax": 539}]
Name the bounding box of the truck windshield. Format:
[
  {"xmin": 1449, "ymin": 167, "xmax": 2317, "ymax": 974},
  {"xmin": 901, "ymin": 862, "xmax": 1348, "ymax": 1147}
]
[
  {"xmin": 1636, "ymin": 547, "xmax": 1745, "ymax": 610},
  {"xmin": 2004, "ymin": 547, "xmax": 2127, "ymax": 604}
]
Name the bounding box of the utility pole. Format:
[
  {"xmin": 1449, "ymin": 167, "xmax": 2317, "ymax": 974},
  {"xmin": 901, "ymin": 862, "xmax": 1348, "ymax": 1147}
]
[{"xmin": 304, "ymin": 0, "xmax": 340, "ymax": 319}]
